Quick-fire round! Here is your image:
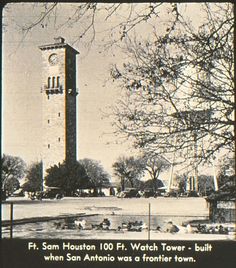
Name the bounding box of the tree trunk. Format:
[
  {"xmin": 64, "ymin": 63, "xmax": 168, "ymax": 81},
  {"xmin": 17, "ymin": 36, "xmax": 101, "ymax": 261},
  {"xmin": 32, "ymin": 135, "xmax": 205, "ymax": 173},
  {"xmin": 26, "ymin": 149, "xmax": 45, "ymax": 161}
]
[
  {"xmin": 153, "ymin": 178, "xmax": 157, "ymax": 192},
  {"xmin": 129, "ymin": 178, "xmax": 134, "ymax": 188},
  {"xmin": 121, "ymin": 177, "xmax": 125, "ymax": 191}
]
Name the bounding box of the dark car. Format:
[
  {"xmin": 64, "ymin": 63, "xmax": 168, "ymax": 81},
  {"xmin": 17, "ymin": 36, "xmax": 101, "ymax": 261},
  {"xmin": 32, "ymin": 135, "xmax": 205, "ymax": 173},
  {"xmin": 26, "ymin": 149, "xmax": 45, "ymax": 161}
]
[
  {"xmin": 12, "ymin": 188, "xmax": 25, "ymax": 197},
  {"xmin": 163, "ymin": 190, "xmax": 179, "ymax": 197},
  {"xmin": 1, "ymin": 190, "xmax": 8, "ymax": 201},
  {"xmin": 117, "ymin": 188, "xmax": 140, "ymax": 198},
  {"xmin": 42, "ymin": 187, "xmax": 64, "ymax": 199},
  {"xmin": 186, "ymin": 191, "xmax": 199, "ymax": 197},
  {"xmin": 30, "ymin": 187, "xmax": 64, "ymax": 200},
  {"xmin": 74, "ymin": 191, "xmax": 89, "ymax": 197},
  {"xmin": 142, "ymin": 189, "xmax": 157, "ymax": 198}
]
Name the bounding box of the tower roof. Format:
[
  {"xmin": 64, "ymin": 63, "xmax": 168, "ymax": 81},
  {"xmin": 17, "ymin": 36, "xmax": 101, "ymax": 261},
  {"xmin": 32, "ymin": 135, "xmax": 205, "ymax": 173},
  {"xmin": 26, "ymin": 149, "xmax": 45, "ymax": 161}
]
[{"xmin": 39, "ymin": 37, "xmax": 79, "ymax": 54}]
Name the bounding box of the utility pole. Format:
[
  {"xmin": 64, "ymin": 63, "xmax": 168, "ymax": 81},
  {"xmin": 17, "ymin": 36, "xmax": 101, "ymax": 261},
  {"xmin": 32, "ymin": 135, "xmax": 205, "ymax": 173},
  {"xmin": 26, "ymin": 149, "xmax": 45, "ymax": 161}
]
[
  {"xmin": 167, "ymin": 140, "xmax": 176, "ymax": 193},
  {"xmin": 213, "ymin": 158, "xmax": 218, "ymax": 191},
  {"xmin": 193, "ymin": 131, "xmax": 198, "ymax": 192}
]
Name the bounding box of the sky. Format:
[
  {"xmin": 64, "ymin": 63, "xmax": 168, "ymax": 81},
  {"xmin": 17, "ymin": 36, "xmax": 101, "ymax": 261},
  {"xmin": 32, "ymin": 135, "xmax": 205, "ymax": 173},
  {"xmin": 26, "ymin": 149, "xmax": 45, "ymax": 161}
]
[
  {"xmin": 2, "ymin": 3, "xmax": 229, "ymax": 182},
  {"xmin": 2, "ymin": 3, "xmax": 148, "ymax": 180}
]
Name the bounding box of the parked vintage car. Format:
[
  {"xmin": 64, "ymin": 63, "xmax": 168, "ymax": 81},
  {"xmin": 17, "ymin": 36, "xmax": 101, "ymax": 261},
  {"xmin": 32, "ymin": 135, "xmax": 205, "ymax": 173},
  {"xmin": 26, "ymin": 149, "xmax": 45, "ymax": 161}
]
[
  {"xmin": 186, "ymin": 191, "xmax": 199, "ymax": 197},
  {"xmin": 141, "ymin": 189, "xmax": 159, "ymax": 198},
  {"xmin": 12, "ymin": 188, "xmax": 25, "ymax": 197},
  {"xmin": 74, "ymin": 189, "xmax": 106, "ymax": 197},
  {"xmin": 29, "ymin": 187, "xmax": 64, "ymax": 200},
  {"xmin": 74, "ymin": 191, "xmax": 90, "ymax": 197},
  {"xmin": 1, "ymin": 190, "xmax": 8, "ymax": 201},
  {"xmin": 117, "ymin": 188, "xmax": 140, "ymax": 198},
  {"xmin": 163, "ymin": 190, "xmax": 179, "ymax": 197},
  {"xmin": 179, "ymin": 191, "xmax": 200, "ymax": 197}
]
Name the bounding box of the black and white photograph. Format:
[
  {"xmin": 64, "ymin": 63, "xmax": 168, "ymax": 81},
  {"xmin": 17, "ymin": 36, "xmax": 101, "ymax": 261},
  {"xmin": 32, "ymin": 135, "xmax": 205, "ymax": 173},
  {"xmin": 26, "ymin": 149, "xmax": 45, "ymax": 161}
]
[{"xmin": 1, "ymin": 1, "xmax": 235, "ymax": 267}]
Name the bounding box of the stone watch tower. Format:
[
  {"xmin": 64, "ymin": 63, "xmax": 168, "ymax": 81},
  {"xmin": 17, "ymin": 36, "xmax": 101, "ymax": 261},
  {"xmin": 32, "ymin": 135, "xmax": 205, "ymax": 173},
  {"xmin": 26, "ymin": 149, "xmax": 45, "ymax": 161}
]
[{"xmin": 39, "ymin": 37, "xmax": 79, "ymax": 183}]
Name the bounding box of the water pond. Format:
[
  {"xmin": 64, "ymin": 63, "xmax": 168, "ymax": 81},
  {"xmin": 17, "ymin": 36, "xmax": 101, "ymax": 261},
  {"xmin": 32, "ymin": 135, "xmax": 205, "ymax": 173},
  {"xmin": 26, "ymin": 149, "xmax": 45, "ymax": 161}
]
[{"xmin": 2, "ymin": 214, "xmax": 208, "ymax": 239}]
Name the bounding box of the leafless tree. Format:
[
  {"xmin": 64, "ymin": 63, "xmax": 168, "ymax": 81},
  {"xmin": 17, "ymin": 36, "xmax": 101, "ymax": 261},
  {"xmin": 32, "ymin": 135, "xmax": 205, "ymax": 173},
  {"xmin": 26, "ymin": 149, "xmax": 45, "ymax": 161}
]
[
  {"xmin": 109, "ymin": 3, "xmax": 234, "ymax": 169},
  {"xmin": 4, "ymin": 3, "xmax": 234, "ymax": 171},
  {"xmin": 4, "ymin": 2, "xmax": 176, "ymax": 49},
  {"xmin": 143, "ymin": 155, "xmax": 171, "ymax": 191},
  {"xmin": 112, "ymin": 156, "xmax": 145, "ymax": 191},
  {"xmin": 79, "ymin": 158, "xmax": 111, "ymax": 190},
  {"xmin": 217, "ymin": 154, "xmax": 235, "ymax": 188}
]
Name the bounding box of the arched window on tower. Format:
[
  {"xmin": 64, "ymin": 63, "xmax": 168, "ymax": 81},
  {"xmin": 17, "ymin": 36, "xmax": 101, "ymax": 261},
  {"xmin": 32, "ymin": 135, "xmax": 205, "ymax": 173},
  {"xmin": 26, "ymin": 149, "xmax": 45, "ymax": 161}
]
[
  {"xmin": 57, "ymin": 76, "xmax": 60, "ymax": 88},
  {"xmin": 48, "ymin": 77, "xmax": 51, "ymax": 88},
  {"xmin": 52, "ymin": 77, "xmax": 56, "ymax": 88}
]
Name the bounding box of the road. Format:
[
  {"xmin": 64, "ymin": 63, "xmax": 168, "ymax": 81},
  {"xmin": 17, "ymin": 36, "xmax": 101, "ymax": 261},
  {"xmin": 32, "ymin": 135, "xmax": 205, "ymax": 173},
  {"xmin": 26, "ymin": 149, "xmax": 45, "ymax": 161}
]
[{"xmin": 2, "ymin": 196, "xmax": 209, "ymax": 222}]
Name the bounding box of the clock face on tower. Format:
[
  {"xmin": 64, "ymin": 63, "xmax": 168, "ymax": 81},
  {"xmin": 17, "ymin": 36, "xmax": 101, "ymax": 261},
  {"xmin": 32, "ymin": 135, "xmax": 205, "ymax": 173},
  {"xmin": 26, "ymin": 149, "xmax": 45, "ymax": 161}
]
[{"xmin": 48, "ymin": 53, "xmax": 58, "ymax": 65}]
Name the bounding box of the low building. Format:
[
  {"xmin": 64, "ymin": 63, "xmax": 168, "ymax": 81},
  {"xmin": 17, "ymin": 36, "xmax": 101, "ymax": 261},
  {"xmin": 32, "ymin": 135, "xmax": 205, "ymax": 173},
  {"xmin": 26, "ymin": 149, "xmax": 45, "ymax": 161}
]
[{"xmin": 206, "ymin": 191, "xmax": 235, "ymax": 223}]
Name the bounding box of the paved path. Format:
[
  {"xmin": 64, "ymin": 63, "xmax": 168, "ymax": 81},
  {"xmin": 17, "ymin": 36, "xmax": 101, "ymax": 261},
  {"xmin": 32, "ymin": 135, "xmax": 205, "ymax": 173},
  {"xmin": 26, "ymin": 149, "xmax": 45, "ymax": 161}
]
[{"xmin": 2, "ymin": 196, "xmax": 209, "ymax": 222}]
